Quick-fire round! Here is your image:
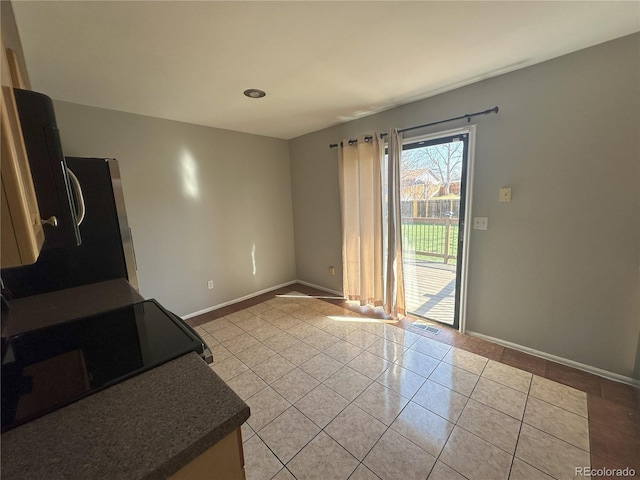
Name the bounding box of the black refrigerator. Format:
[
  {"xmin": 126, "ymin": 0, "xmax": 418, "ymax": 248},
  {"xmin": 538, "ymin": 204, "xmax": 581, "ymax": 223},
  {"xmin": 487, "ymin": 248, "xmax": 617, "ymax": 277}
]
[{"xmin": 1, "ymin": 158, "xmax": 138, "ymax": 299}]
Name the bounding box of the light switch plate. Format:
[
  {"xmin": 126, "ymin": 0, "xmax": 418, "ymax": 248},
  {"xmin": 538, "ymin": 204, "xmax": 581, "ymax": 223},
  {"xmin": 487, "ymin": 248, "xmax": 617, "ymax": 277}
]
[
  {"xmin": 473, "ymin": 217, "xmax": 488, "ymax": 230},
  {"xmin": 499, "ymin": 187, "xmax": 512, "ymax": 203}
]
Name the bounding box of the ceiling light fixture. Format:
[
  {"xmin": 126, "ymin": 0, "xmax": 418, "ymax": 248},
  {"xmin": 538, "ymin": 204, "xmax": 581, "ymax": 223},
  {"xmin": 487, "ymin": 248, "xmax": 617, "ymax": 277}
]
[{"xmin": 243, "ymin": 89, "xmax": 266, "ymax": 99}]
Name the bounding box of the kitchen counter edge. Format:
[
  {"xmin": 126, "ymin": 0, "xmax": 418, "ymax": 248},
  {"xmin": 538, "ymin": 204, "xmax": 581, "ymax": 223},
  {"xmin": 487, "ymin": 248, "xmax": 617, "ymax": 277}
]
[
  {"xmin": 1, "ymin": 352, "xmax": 250, "ymax": 480},
  {"xmin": 1, "ymin": 279, "xmax": 250, "ymax": 479}
]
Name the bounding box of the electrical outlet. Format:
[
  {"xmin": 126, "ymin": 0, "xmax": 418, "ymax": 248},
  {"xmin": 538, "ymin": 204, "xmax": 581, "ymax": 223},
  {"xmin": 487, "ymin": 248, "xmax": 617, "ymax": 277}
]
[
  {"xmin": 473, "ymin": 217, "xmax": 488, "ymax": 230},
  {"xmin": 207, "ymin": 280, "xmax": 214, "ymax": 290},
  {"xmin": 329, "ymin": 266, "xmax": 335, "ymax": 276}
]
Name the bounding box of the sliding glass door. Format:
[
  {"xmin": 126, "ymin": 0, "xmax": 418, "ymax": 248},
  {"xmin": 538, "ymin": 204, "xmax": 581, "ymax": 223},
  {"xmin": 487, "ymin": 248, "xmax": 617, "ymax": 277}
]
[{"xmin": 400, "ymin": 133, "xmax": 469, "ymax": 328}]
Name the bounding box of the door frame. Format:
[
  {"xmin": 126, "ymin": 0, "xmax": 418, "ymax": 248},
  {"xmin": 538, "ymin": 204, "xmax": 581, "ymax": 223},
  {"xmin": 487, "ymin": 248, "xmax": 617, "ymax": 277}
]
[{"xmin": 402, "ymin": 125, "xmax": 476, "ymax": 333}]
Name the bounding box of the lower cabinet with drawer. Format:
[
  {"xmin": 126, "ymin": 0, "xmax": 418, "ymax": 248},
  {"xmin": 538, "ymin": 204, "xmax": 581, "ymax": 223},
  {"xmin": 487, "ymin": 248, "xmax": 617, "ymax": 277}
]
[{"xmin": 169, "ymin": 427, "xmax": 246, "ymax": 480}]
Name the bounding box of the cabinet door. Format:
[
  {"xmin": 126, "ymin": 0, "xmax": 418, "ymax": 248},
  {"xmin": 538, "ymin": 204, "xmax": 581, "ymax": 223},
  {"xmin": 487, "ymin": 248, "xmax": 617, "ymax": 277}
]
[
  {"xmin": 13, "ymin": 88, "xmax": 82, "ymax": 250},
  {"xmin": 168, "ymin": 427, "xmax": 246, "ymax": 480},
  {"xmin": 1, "ymin": 37, "xmax": 44, "ymax": 267}
]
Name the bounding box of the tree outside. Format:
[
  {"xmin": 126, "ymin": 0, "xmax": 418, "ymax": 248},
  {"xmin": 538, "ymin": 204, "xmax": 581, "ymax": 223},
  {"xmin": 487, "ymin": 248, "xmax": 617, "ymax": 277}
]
[
  {"xmin": 400, "ymin": 140, "xmax": 463, "ymax": 265},
  {"xmin": 401, "ymin": 140, "xmax": 463, "ymax": 200}
]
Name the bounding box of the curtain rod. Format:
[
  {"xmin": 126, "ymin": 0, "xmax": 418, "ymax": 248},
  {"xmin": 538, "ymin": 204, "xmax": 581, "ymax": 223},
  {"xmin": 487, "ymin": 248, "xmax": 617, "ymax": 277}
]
[{"xmin": 328, "ymin": 106, "xmax": 499, "ymax": 148}]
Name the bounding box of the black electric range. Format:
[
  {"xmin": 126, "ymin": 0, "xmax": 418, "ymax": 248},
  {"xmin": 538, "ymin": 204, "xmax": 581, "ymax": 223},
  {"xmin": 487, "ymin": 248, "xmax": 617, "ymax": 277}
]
[{"xmin": 1, "ymin": 299, "xmax": 210, "ymax": 432}]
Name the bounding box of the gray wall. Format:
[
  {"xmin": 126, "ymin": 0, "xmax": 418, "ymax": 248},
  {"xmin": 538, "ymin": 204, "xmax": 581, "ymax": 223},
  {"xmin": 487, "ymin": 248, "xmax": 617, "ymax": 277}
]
[
  {"xmin": 636, "ymin": 327, "xmax": 640, "ymax": 380},
  {"xmin": 289, "ymin": 34, "xmax": 640, "ymax": 379},
  {"xmin": 1, "ymin": 0, "xmax": 31, "ymax": 88},
  {"xmin": 54, "ymin": 101, "xmax": 296, "ymax": 316}
]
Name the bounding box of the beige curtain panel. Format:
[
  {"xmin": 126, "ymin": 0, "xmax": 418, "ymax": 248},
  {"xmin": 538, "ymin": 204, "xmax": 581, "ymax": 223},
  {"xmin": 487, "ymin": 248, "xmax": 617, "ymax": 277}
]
[
  {"xmin": 338, "ymin": 135, "xmax": 384, "ymax": 308},
  {"xmin": 383, "ymin": 129, "xmax": 405, "ymax": 317},
  {"xmin": 338, "ymin": 131, "xmax": 405, "ymax": 317}
]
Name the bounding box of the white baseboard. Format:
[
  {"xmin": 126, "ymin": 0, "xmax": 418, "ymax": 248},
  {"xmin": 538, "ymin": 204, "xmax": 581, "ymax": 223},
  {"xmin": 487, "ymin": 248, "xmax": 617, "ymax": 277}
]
[
  {"xmin": 467, "ymin": 331, "xmax": 640, "ymax": 387},
  {"xmin": 181, "ymin": 280, "xmax": 297, "ymax": 320},
  {"xmin": 294, "ymin": 279, "xmax": 344, "ymax": 298},
  {"xmin": 181, "ymin": 279, "xmax": 345, "ymax": 321}
]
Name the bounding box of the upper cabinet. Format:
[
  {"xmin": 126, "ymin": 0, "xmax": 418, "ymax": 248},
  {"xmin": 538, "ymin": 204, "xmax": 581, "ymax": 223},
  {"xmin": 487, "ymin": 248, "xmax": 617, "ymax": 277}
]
[{"xmin": 1, "ymin": 35, "xmax": 45, "ymax": 268}]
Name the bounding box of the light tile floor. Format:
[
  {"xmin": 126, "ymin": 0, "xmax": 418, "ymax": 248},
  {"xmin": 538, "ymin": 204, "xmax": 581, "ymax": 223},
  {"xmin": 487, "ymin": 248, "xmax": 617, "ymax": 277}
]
[{"xmin": 196, "ymin": 292, "xmax": 591, "ymax": 480}]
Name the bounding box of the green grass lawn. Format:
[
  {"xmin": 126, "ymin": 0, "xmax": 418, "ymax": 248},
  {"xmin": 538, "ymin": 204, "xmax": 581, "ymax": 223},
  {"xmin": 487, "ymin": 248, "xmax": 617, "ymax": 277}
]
[{"xmin": 401, "ymin": 222, "xmax": 459, "ymax": 264}]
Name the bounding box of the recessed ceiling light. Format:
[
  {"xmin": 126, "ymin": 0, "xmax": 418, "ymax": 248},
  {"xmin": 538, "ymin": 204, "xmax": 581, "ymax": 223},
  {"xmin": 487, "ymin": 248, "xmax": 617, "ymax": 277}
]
[{"xmin": 243, "ymin": 89, "xmax": 266, "ymax": 99}]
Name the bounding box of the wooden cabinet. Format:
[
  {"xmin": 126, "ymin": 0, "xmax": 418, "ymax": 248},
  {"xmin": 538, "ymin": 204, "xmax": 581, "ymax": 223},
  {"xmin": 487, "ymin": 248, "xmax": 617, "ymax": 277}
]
[
  {"xmin": 1, "ymin": 35, "xmax": 44, "ymax": 268},
  {"xmin": 169, "ymin": 427, "xmax": 246, "ymax": 480}
]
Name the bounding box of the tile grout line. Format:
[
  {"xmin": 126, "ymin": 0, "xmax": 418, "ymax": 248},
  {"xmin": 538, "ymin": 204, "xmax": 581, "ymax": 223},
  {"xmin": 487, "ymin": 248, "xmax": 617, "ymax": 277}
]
[
  {"xmin": 387, "ymin": 353, "xmax": 460, "ymax": 478},
  {"xmin": 204, "ymin": 291, "xmax": 615, "ymax": 479},
  {"xmin": 262, "ymin": 395, "xmax": 361, "ymax": 478},
  {"xmin": 506, "ymin": 376, "xmax": 533, "ymax": 480},
  {"xmin": 198, "ymin": 284, "xmax": 637, "ymax": 405},
  {"xmin": 246, "ymin": 301, "xmax": 442, "ymax": 478}
]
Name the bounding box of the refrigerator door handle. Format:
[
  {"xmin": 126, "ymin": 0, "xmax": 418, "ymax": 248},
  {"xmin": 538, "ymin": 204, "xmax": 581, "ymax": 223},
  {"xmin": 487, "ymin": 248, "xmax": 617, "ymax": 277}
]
[{"xmin": 66, "ymin": 167, "xmax": 85, "ymax": 226}]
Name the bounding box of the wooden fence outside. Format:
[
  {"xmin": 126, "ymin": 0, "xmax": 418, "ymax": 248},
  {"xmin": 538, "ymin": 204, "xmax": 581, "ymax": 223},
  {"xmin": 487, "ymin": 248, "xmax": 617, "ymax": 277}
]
[{"xmin": 401, "ymin": 198, "xmax": 461, "ymax": 219}]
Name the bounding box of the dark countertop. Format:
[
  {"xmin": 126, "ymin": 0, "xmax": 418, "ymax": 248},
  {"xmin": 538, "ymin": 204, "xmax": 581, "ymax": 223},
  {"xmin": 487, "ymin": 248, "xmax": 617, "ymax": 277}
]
[
  {"xmin": 1, "ymin": 353, "xmax": 250, "ymax": 480},
  {"xmin": 1, "ymin": 280, "xmax": 250, "ymax": 479}
]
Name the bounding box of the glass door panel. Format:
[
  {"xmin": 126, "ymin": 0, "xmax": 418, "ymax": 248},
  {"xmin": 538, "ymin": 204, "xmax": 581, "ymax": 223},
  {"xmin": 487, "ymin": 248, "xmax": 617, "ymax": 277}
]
[{"xmin": 400, "ymin": 134, "xmax": 468, "ymax": 328}]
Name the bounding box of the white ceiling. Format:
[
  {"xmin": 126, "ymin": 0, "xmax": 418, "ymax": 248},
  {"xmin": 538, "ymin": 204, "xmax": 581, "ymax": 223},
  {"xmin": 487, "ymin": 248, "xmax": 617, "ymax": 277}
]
[{"xmin": 13, "ymin": 1, "xmax": 640, "ymax": 140}]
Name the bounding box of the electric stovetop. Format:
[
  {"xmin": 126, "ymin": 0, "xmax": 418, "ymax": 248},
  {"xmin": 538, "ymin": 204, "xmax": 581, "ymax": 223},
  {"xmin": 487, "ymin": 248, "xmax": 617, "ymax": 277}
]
[{"xmin": 1, "ymin": 299, "xmax": 207, "ymax": 432}]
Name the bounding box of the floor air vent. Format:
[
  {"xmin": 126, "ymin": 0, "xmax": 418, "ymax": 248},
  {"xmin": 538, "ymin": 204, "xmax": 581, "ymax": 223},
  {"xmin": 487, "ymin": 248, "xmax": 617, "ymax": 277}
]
[{"xmin": 411, "ymin": 322, "xmax": 441, "ymax": 334}]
